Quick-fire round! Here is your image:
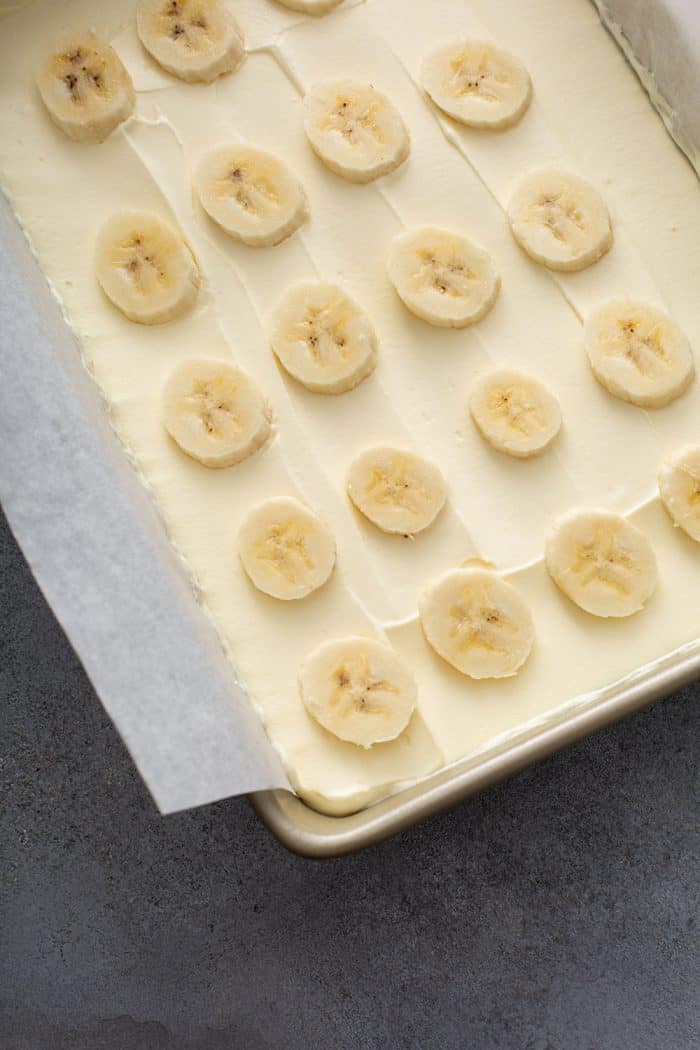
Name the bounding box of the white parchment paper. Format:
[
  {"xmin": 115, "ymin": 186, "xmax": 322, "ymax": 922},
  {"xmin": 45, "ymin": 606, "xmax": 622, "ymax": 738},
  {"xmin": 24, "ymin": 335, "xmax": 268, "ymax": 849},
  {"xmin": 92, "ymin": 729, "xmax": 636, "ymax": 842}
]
[
  {"xmin": 594, "ymin": 0, "xmax": 700, "ymax": 174},
  {"xmin": 0, "ymin": 195, "xmax": 289, "ymax": 813}
]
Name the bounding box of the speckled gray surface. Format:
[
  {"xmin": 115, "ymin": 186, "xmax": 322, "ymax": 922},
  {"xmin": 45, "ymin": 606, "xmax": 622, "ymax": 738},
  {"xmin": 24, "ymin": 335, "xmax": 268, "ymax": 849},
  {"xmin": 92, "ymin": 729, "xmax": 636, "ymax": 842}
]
[{"xmin": 1, "ymin": 507, "xmax": 698, "ymax": 1050}]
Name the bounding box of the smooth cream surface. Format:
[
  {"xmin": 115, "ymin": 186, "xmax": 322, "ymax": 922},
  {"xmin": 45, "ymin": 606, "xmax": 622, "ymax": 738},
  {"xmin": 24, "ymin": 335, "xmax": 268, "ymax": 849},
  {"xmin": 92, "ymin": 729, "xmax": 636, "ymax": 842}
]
[{"xmin": 0, "ymin": 0, "xmax": 699, "ymax": 813}]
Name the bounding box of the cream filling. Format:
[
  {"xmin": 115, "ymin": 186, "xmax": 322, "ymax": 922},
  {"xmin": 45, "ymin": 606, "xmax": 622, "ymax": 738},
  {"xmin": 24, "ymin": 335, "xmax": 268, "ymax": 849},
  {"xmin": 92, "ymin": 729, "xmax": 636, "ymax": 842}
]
[{"xmin": 0, "ymin": 0, "xmax": 698, "ymax": 814}]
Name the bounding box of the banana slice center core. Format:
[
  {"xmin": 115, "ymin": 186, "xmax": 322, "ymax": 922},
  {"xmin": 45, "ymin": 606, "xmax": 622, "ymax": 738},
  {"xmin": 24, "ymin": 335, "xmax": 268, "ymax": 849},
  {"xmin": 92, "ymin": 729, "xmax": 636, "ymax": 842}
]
[
  {"xmin": 570, "ymin": 528, "xmax": 636, "ymax": 596},
  {"xmin": 676, "ymin": 463, "xmax": 700, "ymax": 508},
  {"xmin": 253, "ymin": 522, "xmax": 314, "ymax": 583},
  {"xmin": 448, "ymin": 587, "xmax": 518, "ymax": 656},
  {"xmin": 55, "ymin": 47, "xmax": 110, "ymax": 105},
  {"xmin": 366, "ymin": 465, "xmax": 430, "ymax": 514},
  {"xmin": 322, "ymin": 96, "xmax": 384, "ymax": 146},
  {"xmin": 187, "ymin": 381, "xmax": 242, "ymax": 435},
  {"xmin": 217, "ymin": 165, "xmax": 280, "ymax": 216},
  {"xmin": 119, "ymin": 235, "xmax": 166, "ymax": 292},
  {"xmin": 488, "ymin": 387, "xmax": 544, "ymax": 435},
  {"xmin": 160, "ymin": 1, "xmax": 214, "ymax": 50},
  {"xmin": 332, "ymin": 657, "xmax": 398, "ymax": 718},
  {"xmin": 449, "ymin": 52, "xmax": 506, "ymax": 102},
  {"xmin": 604, "ymin": 319, "xmax": 669, "ymax": 376},
  {"xmin": 415, "ymin": 250, "xmax": 476, "ymax": 299},
  {"xmin": 534, "ymin": 193, "xmax": 586, "ymax": 242},
  {"xmin": 295, "ymin": 304, "xmax": 349, "ymax": 362}
]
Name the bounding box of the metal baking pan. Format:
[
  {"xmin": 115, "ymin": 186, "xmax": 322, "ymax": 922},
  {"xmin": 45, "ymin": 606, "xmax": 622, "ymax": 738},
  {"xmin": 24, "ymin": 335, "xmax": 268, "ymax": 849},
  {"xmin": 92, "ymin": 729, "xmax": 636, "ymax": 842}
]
[
  {"xmin": 3, "ymin": 1, "xmax": 698, "ymax": 857},
  {"xmin": 249, "ymin": 1, "xmax": 700, "ymax": 858},
  {"xmin": 251, "ymin": 647, "xmax": 700, "ymax": 856},
  {"xmin": 5, "ymin": 188, "xmax": 697, "ymax": 855}
]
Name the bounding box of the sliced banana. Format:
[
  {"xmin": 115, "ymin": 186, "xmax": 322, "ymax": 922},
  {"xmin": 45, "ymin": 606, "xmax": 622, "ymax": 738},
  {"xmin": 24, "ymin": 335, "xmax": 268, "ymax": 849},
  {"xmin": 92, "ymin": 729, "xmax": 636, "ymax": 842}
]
[
  {"xmin": 419, "ymin": 567, "xmax": 535, "ymax": 679},
  {"xmin": 508, "ymin": 170, "xmax": 613, "ymax": 272},
  {"xmin": 162, "ymin": 358, "xmax": 271, "ymax": 468},
  {"xmin": 36, "ymin": 30, "xmax": 135, "ymax": 143},
  {"xmin": 659, "ymin": 445, "xmax": 700, "ymax": 543},
  {"xmin": 195, "ymin": 144, "xmax": 308, "ymax": 247},
  {"xmin": 347, "ymin": 447, "xmax": 447, "ymax": 536},
  {"xmin": 136, "ymin": 0, "xmax": 244, "ymax": 83},
  {"xmin": 387, "ymin": 227, "xmax": 500, "ymax": 328},
  {"xmin": 584, "ymin": 299, "xmax": 694, "ymax": 409},
  {"xmin": 299, "ymin": 637, "xmax": 417, "ymax": 748},
  {"xmin": 268, "ymin": 281, "xmax": 377, "ymax": 394},
  {"xmin": 303, "ymin": 79, "xmax": 409, "ymax": 184},
  {"xmin": 469, "ymin": 369, "xmax": 562, "ymax": 458},
  {"xmin": 545, "ymin": 508, "xmax": 657, "ymax": 618},
  {"xmin": 422, "ymin": 40, "xmax": 532, "ymax": 130},
  {"xmin": 239, "ymin": 497, "xmax": 336, "ymax": 600},
  {"xmin": 94, "ymin": 210, "xmax": 200, "ymax": 325},
  {"xmin": 274, "ymin": 0, "xmax": 345, "ymax": 12}
]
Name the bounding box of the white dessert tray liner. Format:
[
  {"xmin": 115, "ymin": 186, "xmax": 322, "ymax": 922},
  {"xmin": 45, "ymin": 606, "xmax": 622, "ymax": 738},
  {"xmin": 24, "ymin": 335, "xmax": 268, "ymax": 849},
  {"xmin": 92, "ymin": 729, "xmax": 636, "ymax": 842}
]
[{"xmin": 0, "ymin": 195, "xmax": 289, "ymax": 814}]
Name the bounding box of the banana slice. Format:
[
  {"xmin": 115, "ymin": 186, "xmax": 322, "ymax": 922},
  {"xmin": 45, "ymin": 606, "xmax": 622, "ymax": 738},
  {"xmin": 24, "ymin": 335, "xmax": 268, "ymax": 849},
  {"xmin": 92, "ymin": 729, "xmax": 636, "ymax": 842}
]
[
  {"xmin": 469, "ymin": 369, "xmax": 562, "ymax": 458},
  {"xmin": 239, "ymin": 497, "xmax": 336, "ymax": 600},
  {"xmin": 299, "ymin": 637, "xmax": 417, "ymax": 748},
  {"xmin": 419, "ymin": 567, "xmax": 534, "ymax": 679},
  {"xmin": 508, "ymin": 170, "xmax": 612, "ymax": 272},
  {"xmin": 347, "ymin": 447, "xmax": 447, "ymax": 535},
  {"xmin": 303, "ymin": 79, "xmax": 410, "ymax": 184},
  {"xmin": 659, "ymin": 445, "xmax": 700, "ymax": 543},
  {"xmin": 36, "ymin": 30, "xmax": 135, "ymax": 143},
  {"xmin": 136, "ymin": 0, "xmax": 244, "ymax": 83},
  {"xmin": 274, "ymin": 0, "xmax": 345, "ymax": 12},
  {"xmin": 162, "ymin": 358, "xmax": 271, "ymax": 468},
  {"xmin": 269, "ymin": 281, "xmax": 377, "ymax": 394},
  {"xmin": 422, "ymin": 40, "xmax": 532, "ymax": 130},
  {"xmin": 387, "ymin": 227, "xmax": 500, "ymax": 328},
  {"xmin": 545, "ymin": 508, "xmax": 657, "ymax": 618},
  {"xmin": 195, "ymin": 144, "xmax": 308, "ymax": 248},
  {"xmin": 94, "ymin": 210, "xmax": 200, "ymax": 325},
  {"xmin": 584, "ymin": 299, "xmax": 695, "ymax": 409}
]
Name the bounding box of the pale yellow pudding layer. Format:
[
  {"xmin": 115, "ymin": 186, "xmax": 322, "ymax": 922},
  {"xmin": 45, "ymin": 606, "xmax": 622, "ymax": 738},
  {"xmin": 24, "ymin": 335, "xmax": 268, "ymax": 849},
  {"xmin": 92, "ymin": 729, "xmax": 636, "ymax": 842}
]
[{"xmin": 0, "ymin": 0, "xmax": 699, "ymax": 814}]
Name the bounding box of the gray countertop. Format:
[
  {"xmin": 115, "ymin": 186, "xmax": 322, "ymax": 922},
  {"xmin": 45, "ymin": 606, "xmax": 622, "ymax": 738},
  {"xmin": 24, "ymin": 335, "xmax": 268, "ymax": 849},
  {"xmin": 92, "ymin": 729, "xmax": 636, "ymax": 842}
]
[{"xmin": 1, "ymin": 507, "xmax": 698, "ymax": 1050}]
